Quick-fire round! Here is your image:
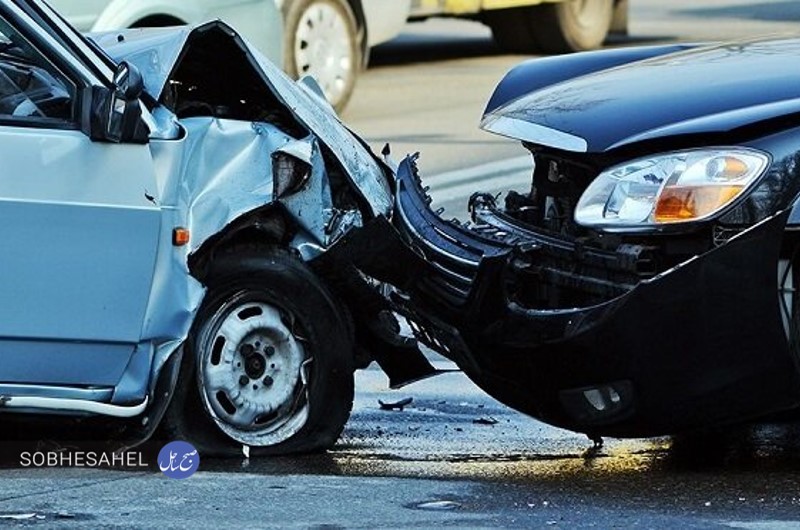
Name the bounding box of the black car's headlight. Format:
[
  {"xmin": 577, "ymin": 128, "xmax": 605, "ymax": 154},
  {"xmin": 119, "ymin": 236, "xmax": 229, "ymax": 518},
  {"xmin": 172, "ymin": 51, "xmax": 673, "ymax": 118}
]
[{"xmin": 574, "ymin": 148, "xmax": 770, "ymax": 229}]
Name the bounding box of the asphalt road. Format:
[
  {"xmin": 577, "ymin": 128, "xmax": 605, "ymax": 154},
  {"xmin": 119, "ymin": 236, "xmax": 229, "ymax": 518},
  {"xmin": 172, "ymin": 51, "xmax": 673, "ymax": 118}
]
[
  {"xmin": 3, "ymin": 2, "xmax": 800, "ymax": 528},
  {"xmin": 3, "ymin": 366, "xmax": 800, "ymax": 528}
]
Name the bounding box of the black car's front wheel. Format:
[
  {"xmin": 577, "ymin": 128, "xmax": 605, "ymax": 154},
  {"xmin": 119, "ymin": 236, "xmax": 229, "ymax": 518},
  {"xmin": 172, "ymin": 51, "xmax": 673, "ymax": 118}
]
[{"xmin": 163, "ymin": 246, "xmax": 354, "ymax": 456}]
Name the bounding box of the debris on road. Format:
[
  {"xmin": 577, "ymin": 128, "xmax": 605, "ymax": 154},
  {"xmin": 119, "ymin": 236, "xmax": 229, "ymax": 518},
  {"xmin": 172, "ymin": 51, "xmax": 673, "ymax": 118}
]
[
  {"xmin": 0, "ymin": 513, "xmax": 39, "ymax": 521},
  {"xmin": 379, "ymin": 397, "xmax": 414, "ymax": 411},
  {"xmin": 415, "ymin": 500, "xmax": 462, "ymax": 511},
  {"xmin": 472, "ymin": 417, "xmax": 499, "ymax": 426}
]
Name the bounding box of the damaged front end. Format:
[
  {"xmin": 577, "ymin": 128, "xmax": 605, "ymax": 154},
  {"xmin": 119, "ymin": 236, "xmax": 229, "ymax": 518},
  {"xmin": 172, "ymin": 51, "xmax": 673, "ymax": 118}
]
[
  {"xmin": 0, "ymin": 6, "xmax": 433, "ymax": 455},
  {"xmin": 105, "ymin": 23, "xmax": 442, "ymax": 447},
  {"xmin": 394, "ymin": 155, "xmax": 800, "ymax": 437},
  {"xmin": 390, "ymin": 41, "xmax": 800, "ymax": 438}
]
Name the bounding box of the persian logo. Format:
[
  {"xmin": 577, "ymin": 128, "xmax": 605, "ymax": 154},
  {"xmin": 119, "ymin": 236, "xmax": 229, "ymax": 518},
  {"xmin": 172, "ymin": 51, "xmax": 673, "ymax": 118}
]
[{"xmin": 158, "ymin": 441, "xmax": 200, "ymax": 479}]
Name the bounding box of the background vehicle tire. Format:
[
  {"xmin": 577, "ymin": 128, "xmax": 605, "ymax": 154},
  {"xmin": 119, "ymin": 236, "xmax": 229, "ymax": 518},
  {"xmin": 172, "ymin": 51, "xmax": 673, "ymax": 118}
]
[
  {"xmin": 162, "ymin": 245, "xmax": 354, "ymax": 456},
  {"xmin": 486, "ymin": 0, "xmax": 613, "ymax": 54},
  {"xmin": 610, "ymin": 0, "xmax": 629, "ymax": 35},
  {"xmin": 529, "ymin": 0, "xmax": 614, "ymax": 53},
  {"xmin": 283, "ymin": 0, "xmax": 362, "ymax": 113},
  {"xmin": 484, "ymin": 7, "xmax": 540, "ymax": 54}
]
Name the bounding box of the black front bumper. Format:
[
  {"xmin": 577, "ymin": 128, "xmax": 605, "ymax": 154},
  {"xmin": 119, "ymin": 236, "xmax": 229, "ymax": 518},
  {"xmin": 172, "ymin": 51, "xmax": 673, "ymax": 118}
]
[{"xmin": 393, "ymin": 156, "xmax": 800, "ymax": 437}]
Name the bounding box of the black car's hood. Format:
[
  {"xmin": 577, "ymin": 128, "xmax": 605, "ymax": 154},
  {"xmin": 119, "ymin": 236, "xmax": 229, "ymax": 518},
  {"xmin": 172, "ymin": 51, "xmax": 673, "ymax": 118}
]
[{"xmin": 481, "ymin": 38, "xmax": 800, "ymax": 153}]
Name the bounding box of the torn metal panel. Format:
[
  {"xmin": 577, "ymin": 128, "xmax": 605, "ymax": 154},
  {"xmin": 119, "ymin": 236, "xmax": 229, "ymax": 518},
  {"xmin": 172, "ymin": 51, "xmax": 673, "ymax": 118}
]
[
  {"xmin": 91, "ymin": 27, "xmax": 193, "ymax": 100},
  {"xmin": 275, "ymin": 134, "xmax": 364, "ymax": 247},
  {"xmin": 98, "ymin": 22, "xmax": 393, "ymax": 217},
  {"xmin": 114, "ymin": 25, "xmax": 395, "ymax": 415},
  {"xmin": 139, "ymin": 116, "xmax": 292, "ymax": 346}
]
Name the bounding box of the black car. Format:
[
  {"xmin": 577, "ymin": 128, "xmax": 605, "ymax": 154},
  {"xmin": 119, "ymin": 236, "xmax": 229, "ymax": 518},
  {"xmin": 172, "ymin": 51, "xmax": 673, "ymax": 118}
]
[{"xmin": 387, "ymin": 38, "xmax": 800, "ymax": 439}]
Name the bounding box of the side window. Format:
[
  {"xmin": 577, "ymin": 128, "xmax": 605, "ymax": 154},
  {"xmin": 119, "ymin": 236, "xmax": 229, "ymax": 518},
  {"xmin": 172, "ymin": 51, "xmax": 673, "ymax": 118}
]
[{"xmin": 0, "ymin": 16, "xmax": 75, "ymax": 122}]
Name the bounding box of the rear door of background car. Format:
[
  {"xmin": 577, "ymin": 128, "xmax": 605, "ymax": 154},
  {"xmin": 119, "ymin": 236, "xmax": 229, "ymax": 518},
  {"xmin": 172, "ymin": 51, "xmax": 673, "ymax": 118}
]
[{"xmin": 0, "ymin": 1, "xmax": 160, "ymax": 387}]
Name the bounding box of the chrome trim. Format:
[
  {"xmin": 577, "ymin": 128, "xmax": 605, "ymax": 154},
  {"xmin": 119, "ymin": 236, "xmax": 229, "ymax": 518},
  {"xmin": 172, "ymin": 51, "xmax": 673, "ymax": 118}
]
[
  {"xmin": 0, "ymin": 384, "xmax": 113, "ymax": 402},
  {"xmin": 480, "ymin": 115, "xmax": 589, "ymax": 153},
  {"xmin": 0, "ymin": 395, "xmax": 148, "ymax": 417}
]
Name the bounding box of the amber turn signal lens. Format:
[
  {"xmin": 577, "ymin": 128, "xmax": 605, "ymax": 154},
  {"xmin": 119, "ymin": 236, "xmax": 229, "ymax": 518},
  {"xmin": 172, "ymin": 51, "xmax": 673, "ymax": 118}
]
[
  {"xmin": 654, "ymin": 186, "xmax": 742, "ymax": 223},
  {"xmin": 172, "ymin": 227, "xmax": 190, "ymax": 246}
]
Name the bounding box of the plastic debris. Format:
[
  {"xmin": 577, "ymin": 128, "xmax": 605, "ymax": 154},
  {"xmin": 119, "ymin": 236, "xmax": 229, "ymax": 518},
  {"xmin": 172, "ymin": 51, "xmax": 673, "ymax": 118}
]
[
  {"xmin": 0, "ymin": 514, "xmax": 38, "ymax": 521},
  {"xmin": 378, "ymin": 397, "xmax": 413, "ymax": 411},
  {"xmin": 416, "ymin": 500, "xmax": 461, "ymax": 511}
]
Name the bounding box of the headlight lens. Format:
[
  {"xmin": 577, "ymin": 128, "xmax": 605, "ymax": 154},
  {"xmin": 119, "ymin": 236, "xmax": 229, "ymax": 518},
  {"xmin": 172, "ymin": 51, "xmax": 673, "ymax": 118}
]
[{"xmin": 574, "ymin": 148, "xmax": 769, "ymax": 228}]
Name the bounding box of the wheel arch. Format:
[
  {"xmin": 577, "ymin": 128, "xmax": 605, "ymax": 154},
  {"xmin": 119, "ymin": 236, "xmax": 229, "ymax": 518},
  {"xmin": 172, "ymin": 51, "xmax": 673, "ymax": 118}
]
[
  {"xmin": 90, "ymin": 0, "xmax": 196, "ymax": 32},
  {"xmin": 188, "ymin": 205, "xmax": 297, "ymax": 285},
  {"xmin": 163, "ymin": 240, "xmax": 356, "ymax": 455},
  {"xmin": 129, "ymin": 14, "xmax": 186, "ymax": 28}
]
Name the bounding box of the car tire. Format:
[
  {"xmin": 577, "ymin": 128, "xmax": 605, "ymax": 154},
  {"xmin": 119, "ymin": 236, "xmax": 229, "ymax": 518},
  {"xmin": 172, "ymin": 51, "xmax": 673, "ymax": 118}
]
[
  {"xmin": 529, "ymin": 0, "xmax": 614, "ymax": 54},
  {"xmin": 486, "ymin": 0, "xmax": 613, "ymax": 54},
  {"xmin": 162, "ymin": 245, "xmax": 354, "ymax": 456},
  {"xmin": 283, "ymin": 0, "xmax": 362, "ymax": 113},
  {"xmin": 485, "ymin": 7, "xmax": 540, "ymax": 54}
]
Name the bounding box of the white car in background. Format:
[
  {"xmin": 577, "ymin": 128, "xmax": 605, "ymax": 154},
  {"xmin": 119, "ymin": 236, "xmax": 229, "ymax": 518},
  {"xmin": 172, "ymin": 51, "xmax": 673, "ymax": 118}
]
[
  {"xmin": 49, "ymin": 0, "xmax": 411, "ymax": 111},
  {"xmin": 49, "ymin": 0, "xmax": 284, "ymax": 64},
  {"xmin": 277, "ymin": 0, "xmax": 411, "ymax": 110}
]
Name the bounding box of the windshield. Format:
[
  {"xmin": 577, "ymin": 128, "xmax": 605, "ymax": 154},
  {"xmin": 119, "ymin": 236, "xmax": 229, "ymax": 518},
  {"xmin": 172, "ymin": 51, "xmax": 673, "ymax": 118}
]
[{"xmin": 11, "ymin": 0, "xmax": 115, "ymax": 83}]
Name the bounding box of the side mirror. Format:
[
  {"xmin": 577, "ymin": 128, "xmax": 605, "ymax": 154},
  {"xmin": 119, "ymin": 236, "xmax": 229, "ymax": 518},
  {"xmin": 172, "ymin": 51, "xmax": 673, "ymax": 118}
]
[
  {"xmin": 105, "ymin": 61, "xmax": 146, "ymax": 142},
  {"xmin": 113, "ymin": 61, "xmax": 144, "ymax": 101},
  {"xmin": 83, "ymin": 61, "xmax": 148, "ymax": 143}
]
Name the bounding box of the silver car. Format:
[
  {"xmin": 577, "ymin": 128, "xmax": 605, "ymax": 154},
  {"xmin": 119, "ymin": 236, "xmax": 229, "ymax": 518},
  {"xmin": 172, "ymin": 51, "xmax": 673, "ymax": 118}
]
[{"xmin": 0, "ymin": 0, "xmax": 425, "ymax": 455}]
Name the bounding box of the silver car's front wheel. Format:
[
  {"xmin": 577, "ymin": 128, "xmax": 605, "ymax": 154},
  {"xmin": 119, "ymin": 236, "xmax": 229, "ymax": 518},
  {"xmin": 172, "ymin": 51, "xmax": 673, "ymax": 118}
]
[
  {"xmin": 197, "ymin": 296, "xmax": 311, "ymax": 447},
  {"xmin": 162, "ymin": 246, "xmax": 354, "ymax": 456},
  {"xmin": 283, "ymin": 0, "xmax": 361, "ymax": 112}
]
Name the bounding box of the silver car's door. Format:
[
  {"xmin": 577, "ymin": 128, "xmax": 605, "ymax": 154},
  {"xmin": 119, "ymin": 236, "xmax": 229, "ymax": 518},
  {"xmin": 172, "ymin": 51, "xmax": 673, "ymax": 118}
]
[{"xmin": 0, "ymin": 4, "xmax": 160, "ymax": 386}]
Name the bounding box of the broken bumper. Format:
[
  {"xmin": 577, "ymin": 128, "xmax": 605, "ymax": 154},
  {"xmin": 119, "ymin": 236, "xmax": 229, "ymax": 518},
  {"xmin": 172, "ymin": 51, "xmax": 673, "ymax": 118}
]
[{"xmin": 394, "ymin": 156, "xmax": 800, "ymax": 437}]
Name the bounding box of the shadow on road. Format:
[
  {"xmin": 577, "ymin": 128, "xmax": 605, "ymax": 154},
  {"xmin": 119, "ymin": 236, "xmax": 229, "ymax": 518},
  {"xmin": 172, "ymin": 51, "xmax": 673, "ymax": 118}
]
[
  {"xmin": 368, "ymin": 35, "xmax": 503, "ymax": 68},
  {"xmin": 369, "ymin": 32, "xmax": 676, "ymax": 69},
  {"xmin": 664, "ymin": 421, "xmax": 800, "ymax": 472}
]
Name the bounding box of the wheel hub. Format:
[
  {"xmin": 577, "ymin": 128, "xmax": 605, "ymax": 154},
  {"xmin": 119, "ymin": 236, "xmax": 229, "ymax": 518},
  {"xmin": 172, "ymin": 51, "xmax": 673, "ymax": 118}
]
[
  {"xmin": 241, "ymin": 340, "xmax": 275, "ymax": 381},
  {"xmin": 244, "ymin": 350, "xmax": 267, "ymax": 380}
]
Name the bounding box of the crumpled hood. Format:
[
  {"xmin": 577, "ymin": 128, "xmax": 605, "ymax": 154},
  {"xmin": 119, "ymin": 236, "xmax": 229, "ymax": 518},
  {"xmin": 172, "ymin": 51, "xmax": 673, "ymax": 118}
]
[
  {"xmin": 90, "ymin": 26, "xmax": 194, "ymax": 99},
  {"xmin": 481, "ymin": 38, "xmax": 800, "ymax": 153},
  {"xmin": 90, "ymin": 24, "xmax": 393, "ymax": 218}
]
